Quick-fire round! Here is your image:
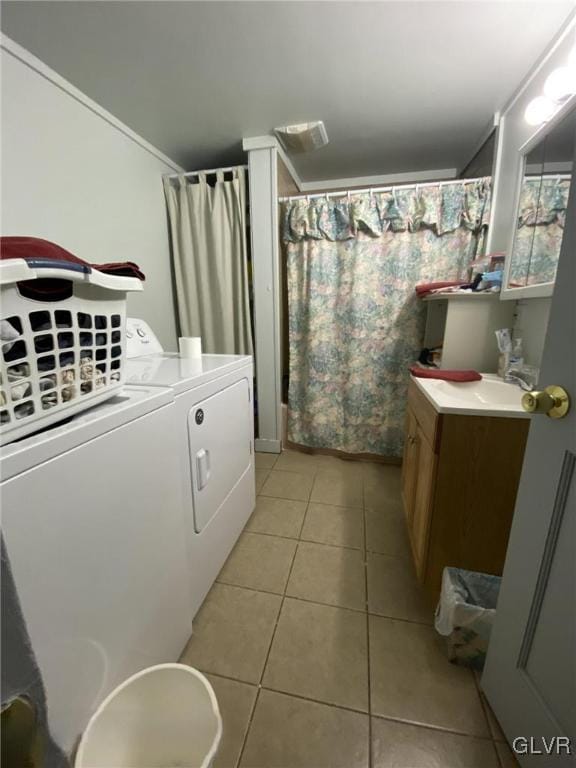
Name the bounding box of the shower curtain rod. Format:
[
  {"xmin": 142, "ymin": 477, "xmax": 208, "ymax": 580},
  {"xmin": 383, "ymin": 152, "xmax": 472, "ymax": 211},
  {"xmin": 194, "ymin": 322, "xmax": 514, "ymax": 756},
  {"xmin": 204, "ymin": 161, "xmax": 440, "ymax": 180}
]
[
  {"xmin": 164, "ymin": 164, "xmax": 248, "ymax": 180},
  {"xmin": 278, "ymin": 176, "xmax": 488, "ymax": 202}
]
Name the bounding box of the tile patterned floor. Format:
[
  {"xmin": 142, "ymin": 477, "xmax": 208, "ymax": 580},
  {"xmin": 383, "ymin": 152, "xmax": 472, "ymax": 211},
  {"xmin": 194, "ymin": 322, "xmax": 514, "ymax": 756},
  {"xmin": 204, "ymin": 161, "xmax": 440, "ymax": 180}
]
[{"xmin": 181, "ymin": 449, "xmax": 515, "ymax": 768}]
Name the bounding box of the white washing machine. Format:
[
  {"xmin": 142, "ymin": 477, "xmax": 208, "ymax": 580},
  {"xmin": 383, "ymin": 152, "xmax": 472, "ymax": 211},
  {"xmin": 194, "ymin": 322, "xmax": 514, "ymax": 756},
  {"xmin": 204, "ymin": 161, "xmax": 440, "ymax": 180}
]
[
  {"xmin": 0, "ymin": 385, "xmax": 193, "ymax": 754},
  {"xmin": 125, "ymin": 319, "xmax": 255, "ymax": 618}
]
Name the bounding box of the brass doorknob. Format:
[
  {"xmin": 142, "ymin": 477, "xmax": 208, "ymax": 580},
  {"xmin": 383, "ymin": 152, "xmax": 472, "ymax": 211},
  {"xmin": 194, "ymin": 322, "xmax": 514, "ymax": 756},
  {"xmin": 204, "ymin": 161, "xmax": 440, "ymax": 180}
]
[{"xmin": 521, "ymin": 385, "xmax": 570, "ymax": 419}]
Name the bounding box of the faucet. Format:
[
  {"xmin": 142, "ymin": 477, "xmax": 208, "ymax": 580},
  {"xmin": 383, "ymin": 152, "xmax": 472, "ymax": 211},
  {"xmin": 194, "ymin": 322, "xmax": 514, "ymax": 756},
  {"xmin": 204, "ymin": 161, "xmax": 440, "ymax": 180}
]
[{"xmin": 504, "ymin": 367, "xmax": 538, "ymax": 391}]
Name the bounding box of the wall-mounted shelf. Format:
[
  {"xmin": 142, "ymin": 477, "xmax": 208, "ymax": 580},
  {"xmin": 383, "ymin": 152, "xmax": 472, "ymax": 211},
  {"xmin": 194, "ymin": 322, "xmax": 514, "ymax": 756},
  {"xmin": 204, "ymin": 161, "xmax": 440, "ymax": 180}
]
[
  {"xmin": 422, "ymin": 292, "xmax": 514, "ymax": 372},
  {"xmin": 423, "ymin": 291, "xmax": 501, "ymax": 301}
]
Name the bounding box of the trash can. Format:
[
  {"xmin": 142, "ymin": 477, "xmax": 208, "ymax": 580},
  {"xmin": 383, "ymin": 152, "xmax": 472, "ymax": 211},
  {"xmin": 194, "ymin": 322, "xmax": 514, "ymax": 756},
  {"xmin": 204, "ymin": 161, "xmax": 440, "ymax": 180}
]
[
  {"xmin": 435, "ymin": 567, "xmax": 501, "ymax": 671},
  {"xmin": 75, "ymin": 664, "xmax": 222, "ymax": 768}
]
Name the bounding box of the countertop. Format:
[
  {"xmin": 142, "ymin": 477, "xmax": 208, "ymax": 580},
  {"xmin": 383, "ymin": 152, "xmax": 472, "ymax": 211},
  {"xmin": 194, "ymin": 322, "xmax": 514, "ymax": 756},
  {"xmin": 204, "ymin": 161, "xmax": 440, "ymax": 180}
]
[{"xmin": 411, "ymin": 373, "xmax": 531, "ymax": 419}]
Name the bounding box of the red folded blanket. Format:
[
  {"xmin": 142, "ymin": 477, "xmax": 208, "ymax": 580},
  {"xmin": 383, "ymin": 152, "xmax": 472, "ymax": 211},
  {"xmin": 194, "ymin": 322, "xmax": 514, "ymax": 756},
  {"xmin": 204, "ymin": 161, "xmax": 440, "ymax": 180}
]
[
  {"xmin": 0, "ymin": 237, "xmax": 145, "ymax": 280},
  {"xmin": 415, "ymin": 281, "xmax": 466, "ymax": 297},
  {"xmin": 409, "ymin": 366, "xmax": 482, "ymax": 382}
]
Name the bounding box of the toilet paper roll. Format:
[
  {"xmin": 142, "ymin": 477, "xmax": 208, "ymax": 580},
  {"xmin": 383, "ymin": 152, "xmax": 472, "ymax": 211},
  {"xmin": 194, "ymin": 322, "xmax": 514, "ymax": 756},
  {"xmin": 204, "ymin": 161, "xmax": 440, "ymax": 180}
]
[{"xmin": 178, "ymin": 336, "xmax": 202, "ymax": 358}]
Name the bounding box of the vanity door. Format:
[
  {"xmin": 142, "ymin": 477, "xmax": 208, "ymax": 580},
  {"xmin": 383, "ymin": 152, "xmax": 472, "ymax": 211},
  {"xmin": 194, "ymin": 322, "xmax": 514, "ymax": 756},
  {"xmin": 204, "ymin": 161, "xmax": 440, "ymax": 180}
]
[
  {"xmin": 411, "ymin": 428, "xmax": 436, "ymax": 581},
  {"xmin": 401, "ymin": 408, "xmax": 419, "ymax": 527}
]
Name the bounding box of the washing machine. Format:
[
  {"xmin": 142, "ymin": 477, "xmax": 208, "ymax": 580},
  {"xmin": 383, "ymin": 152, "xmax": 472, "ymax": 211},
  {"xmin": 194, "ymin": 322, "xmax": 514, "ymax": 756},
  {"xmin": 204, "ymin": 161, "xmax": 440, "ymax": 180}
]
[
  {"xmin": 0, "ymin": 385, "xmax": 193, "ymax": 754},
  {"xmin": 125, "ymin": 318, "xmax": 255, "ymax": 618}
]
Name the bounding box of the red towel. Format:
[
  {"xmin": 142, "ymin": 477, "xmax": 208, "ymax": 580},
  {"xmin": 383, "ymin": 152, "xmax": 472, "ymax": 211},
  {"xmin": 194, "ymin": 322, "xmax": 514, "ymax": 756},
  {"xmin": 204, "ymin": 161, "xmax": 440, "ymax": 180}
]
[
  {"xmin": 410, "ymin": 366, "xmax": 482, "ymax": 382},
  {"xmin": 93, "ymin": 262, "xmax": 146, "ymax": 280},
  {"xmin": 415, "ymin": 281, "xmax": 466, "ymax": 297},
  {"xmin": 0, "ymin": 237, "xmax": 145, "ymax": 280}
]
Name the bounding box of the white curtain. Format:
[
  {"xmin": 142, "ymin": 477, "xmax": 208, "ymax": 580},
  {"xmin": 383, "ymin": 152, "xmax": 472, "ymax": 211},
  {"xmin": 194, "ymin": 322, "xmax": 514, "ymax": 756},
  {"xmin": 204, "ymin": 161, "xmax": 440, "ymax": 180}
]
[{"xmin": 163, "ymin": 167, "xmax": 253, "ymax": 355}]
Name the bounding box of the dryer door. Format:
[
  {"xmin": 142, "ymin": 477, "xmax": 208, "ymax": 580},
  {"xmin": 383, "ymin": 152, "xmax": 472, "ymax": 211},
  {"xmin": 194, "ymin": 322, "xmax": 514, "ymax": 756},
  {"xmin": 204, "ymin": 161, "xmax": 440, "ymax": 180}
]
[{"xmin": 188, "ymin": 376, "xmax": 252, "ymax": 533}]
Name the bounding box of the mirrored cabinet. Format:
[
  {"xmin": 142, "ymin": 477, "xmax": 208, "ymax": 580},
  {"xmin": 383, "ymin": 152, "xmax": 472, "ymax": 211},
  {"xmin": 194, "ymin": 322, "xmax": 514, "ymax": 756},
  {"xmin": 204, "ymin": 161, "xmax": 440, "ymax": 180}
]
[{"xmin": 503, "ymin": 103, "xmax": 575, "ymax": 298}]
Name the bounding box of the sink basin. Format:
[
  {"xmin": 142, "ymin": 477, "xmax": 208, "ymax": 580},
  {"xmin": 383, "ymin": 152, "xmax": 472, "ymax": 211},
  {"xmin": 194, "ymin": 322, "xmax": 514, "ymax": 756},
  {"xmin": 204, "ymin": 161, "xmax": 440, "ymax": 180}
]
[{"xmin": 412, "ymin": 373, "xmax": 530, "ymax": 418}]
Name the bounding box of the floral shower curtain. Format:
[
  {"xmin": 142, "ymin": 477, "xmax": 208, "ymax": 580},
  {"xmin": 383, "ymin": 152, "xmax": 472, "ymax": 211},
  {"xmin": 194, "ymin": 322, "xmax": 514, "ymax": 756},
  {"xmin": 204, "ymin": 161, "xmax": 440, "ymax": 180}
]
[{"xmin": 282, "ymin": 180, "xmax": 491, "ymax": 458}]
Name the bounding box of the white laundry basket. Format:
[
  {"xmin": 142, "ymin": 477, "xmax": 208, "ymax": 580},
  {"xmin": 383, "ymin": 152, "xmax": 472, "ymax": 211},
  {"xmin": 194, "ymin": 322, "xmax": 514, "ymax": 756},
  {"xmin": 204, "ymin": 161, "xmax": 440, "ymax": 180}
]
[
  {"xmin": 0, "ymin": 258, "xmax": 142, "ymax": 444},
  {"xmin": 75, "ymin": 664, "xmax": 222, "ymax": 768}
]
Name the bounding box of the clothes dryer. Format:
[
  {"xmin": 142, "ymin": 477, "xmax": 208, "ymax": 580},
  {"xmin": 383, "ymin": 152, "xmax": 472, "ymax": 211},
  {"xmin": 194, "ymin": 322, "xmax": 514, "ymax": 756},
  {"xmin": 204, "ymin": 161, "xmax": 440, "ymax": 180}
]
[{"xmin": 125, "ymin": 319, "xmax": 255, "ymax": 617}]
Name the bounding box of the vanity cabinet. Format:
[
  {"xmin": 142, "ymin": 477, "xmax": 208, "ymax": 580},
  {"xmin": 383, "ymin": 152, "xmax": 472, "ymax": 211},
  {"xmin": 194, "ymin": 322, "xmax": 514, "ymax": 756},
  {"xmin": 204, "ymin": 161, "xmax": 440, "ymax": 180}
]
[{"xmin": 402, "ymin": 380, "xmax": 530, "ymax": 603}]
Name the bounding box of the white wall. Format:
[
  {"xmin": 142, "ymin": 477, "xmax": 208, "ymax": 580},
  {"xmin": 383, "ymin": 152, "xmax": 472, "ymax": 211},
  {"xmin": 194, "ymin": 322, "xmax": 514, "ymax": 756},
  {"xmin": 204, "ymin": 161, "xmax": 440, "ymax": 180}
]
[
  {"xmin": 1, "ymin": 40, "xmax": 182, "ymax": 350},
  {"xmin": 489, "ymin": 16, "xmax": 576, "ymax": 367},
  {"xmin": 243, "ymin": 137, "xmax": 282, "ymax": 453},
  {"xmin": 513, "ymin": 298, "xmax": 553, "ymax": 368}
]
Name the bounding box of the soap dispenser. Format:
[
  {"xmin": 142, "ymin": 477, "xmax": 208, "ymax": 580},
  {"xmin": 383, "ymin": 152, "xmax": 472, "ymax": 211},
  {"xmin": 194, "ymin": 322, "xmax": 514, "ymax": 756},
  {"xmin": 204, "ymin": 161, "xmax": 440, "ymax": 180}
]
[{"xmin": 504, "ymin": 338, "xmax": 525, "ymax": 383}]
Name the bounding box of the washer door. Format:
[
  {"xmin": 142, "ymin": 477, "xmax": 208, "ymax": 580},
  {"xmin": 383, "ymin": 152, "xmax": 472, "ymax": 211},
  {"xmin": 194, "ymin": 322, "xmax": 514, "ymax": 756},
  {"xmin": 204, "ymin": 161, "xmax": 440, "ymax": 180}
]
[{"xmin": 188, "ymin": 377, "xmax": 252, "ymax": 533}]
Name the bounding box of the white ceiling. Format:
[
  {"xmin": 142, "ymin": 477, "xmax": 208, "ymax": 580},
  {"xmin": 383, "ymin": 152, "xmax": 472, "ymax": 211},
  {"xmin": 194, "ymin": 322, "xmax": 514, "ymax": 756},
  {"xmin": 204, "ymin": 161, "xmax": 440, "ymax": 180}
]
[{"xmin": 2, "ymin": 1, "xmax": 574, "ymax": 182}]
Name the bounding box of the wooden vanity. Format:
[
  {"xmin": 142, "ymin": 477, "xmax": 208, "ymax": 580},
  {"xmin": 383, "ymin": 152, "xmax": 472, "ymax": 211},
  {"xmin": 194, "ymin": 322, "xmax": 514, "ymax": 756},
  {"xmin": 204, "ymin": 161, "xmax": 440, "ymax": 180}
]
[{"xmin": 402, "ymin": 378, "xmax": 530, "ymax": 604}]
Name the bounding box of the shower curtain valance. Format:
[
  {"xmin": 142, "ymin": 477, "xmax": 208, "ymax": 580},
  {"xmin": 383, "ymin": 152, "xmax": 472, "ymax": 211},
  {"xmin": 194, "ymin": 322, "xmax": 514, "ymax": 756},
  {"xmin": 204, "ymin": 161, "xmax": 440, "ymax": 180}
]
[{"xmin": 281, "ymin": 178, "xmax": 492, "ymax": 242}]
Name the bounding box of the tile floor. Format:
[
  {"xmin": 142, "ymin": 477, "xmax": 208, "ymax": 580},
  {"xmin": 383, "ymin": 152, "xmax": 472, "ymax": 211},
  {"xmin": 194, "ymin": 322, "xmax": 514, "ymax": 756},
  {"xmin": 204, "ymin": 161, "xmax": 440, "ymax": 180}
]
[{"xmin": 181, "ymin": 449, "xmax": 518, "ymax": 768}]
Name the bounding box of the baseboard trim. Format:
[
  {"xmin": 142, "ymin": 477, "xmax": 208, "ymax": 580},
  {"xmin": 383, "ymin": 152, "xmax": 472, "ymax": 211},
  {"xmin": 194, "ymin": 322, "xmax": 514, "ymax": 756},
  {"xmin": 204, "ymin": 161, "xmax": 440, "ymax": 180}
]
[
  {"xmin": 255, "ymin": 438, "xmax": 282, "ymax": 454},
  {"xmin": 285, "ymin": 441, "xmax": 402, "ymax": 465}
]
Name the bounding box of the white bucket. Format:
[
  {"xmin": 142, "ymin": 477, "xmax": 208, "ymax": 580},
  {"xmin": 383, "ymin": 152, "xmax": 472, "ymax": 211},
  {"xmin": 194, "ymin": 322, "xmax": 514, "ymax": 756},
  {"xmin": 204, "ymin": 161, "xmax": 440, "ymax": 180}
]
[{"xmin": 75, "ymin": 664, "xmax": 222, "ymax": 768}]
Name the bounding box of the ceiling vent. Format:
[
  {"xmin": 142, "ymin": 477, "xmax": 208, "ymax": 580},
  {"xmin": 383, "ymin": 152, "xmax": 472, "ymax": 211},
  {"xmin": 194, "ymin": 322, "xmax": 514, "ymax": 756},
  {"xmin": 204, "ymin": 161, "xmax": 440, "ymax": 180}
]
[{"xmin": 274, "ymin": 121, "xmax": 329, "ymax": 153}]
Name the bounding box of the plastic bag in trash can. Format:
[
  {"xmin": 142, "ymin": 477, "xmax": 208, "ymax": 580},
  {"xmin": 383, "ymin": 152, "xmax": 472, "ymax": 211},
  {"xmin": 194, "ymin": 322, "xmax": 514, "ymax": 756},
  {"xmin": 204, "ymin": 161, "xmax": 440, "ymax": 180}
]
[{"xmin": 435, "ymin": 567, "xmax": 501, "ymax": 669}]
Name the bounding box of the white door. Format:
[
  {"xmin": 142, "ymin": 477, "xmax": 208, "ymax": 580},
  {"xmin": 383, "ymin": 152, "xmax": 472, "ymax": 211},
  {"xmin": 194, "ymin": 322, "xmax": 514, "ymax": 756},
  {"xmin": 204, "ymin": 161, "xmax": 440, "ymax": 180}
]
[
  {"xmin": 188, "ymin": 376, "xmax": 252, "ymax": 532},
  {"xmin": 482, "ymin": 152, "xmax": 576, "ymax": 763}
]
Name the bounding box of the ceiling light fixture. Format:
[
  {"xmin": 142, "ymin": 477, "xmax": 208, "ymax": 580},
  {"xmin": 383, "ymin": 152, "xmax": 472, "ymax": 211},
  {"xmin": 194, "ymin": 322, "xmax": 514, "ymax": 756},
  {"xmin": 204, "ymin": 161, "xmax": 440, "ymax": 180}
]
[
  {"xmin": 524, "ymin": 96, "xmax": 556, "ymax": 126},
  {"xmin": 274, "ymin": 121, "xmax": 329, "ymax": 153},
  {"xmin": 524, "ymin": 43, "xmax": 576, "ymax": 126},
  {"xmin": 544, "ymin": 66, "xmax": 576, "ymax": 102}
]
